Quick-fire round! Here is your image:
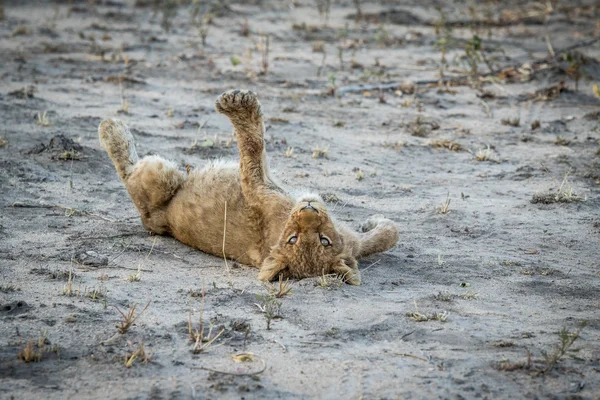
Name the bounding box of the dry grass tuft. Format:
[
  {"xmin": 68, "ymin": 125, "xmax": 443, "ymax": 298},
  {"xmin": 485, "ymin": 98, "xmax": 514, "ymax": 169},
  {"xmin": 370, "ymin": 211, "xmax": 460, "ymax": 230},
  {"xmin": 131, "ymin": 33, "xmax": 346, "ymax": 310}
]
[
  {"xmin": 312, "ymin": 145, "xmax": 328, "ymax": 159},
  {"xmin": 315, "ymin": 273, "xmax": 345, "ymax": 289},
  {"xmin": 427, "ymin": 138, "xmax": 464, "ymax": 152},
  {"xmin": 0, "ymin": 282, "xmax": 21, "ymax": 292},
  {"xmin": 0, "ymin": 136, "xmax": 8, "ymax": 148},
  {"xmin": 18, "ymin": 341, "xmax": 42, "ymax": 363},
  {"xmin": 501, "ymin": 117, "xmax": 520, "ymax": 127},
  {"xmin": 475, "ymin": 145, "xmax": 497, "ymax": 162},
  {"xmin": 531, "ymin": 172, "xmax": 584, "ymax": 204},
  {"xmin": 284, "ymin": 147, "xmax": 295, "ymax": 158},
  {"xmin": 36, "ymin": 111, "xmax": 51, "ymax": 126},
  {"xmin": 62, "ymin": 268, "xmax": 75, "ymax": 295},
  {"xmin": 266, "ymin": 275, "xmax": 293, "ymax": 298},
  {"xmin": 129, "ymin": 238, "xmax": 155, "ymax": 282},
  {"xmin": 355, "ymin": 168, "xmax": 364, "ymax": 181},
  {"xmin": 438, "ymin": 193, "xmax": 451, "ymax": 214},
  {"xmin": 406, "ymin": 301, "xmax": 448, "ymax": 322},
  {"xmin": 312, "ymin": 41, "xmax": 325, "ymax": 53},
  {"xmin": 115, "ymin": 302, "xmax": 150, "ymax": 334},
  {"xmin": 124, "ymin": 341, "xmax": 151, "ymax": 367},
  {"xmin": 188, "ymin": 283, "xmax": 225, "ymax": 352},
  {"xmin": 497, "ymin": 322, "xmax": 587, "ymax": 374},
  {"xmin": 554, "ymin": 136, "xmax": 570, "ymax": 146}
]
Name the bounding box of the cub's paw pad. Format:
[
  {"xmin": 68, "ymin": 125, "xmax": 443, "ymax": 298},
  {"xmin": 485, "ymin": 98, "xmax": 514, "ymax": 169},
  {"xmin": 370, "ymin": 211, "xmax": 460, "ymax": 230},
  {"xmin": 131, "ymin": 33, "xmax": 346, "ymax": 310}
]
[
  {"xmin": 215, "ymin": 89, "xmax": 261, "ymax": 117},
  {"xmin": 360, "ymin": 214, "xmax": 385, "ymax": 232},
  {"xmin": 98, "ymin": 118, "xmax": 129, "ymax": 148}
]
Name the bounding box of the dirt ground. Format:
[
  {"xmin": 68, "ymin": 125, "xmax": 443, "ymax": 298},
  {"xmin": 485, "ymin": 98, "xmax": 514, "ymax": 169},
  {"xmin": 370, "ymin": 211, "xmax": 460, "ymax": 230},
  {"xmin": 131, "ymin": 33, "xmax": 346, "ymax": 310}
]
[{"xmin": 1, "ymin": 0, "xmax": 600, "ymax": 399}]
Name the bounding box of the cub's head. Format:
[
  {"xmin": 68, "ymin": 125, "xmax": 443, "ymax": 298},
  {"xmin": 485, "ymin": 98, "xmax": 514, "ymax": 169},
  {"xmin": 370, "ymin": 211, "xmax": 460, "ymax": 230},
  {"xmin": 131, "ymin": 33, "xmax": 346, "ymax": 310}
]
[{"xmin": 258, "ymin": 195, "xmax": 360, "ymax": 285}]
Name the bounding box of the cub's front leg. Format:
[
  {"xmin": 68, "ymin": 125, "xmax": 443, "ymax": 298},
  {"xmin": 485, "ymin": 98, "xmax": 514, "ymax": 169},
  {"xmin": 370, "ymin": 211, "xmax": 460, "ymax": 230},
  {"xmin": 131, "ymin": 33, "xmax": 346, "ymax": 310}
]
[
  {"xmin": 354, "ymin": 215, "xmax": 399, "ymax": 259},
  {"xmin": 215, "ymin": 90, "xmax": 273, "ymax": 203}
]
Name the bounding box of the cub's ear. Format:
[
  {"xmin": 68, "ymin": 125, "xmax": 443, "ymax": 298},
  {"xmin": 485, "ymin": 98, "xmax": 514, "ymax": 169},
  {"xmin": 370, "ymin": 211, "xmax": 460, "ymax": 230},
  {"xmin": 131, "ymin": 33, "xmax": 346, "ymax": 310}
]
[
  {"xmin": 332, "ymin": 254, "xmax": 360, "ymax": 285},
  {"xmin": 258, "ymin": 256, "xmax": 287, "ymax": 282}
]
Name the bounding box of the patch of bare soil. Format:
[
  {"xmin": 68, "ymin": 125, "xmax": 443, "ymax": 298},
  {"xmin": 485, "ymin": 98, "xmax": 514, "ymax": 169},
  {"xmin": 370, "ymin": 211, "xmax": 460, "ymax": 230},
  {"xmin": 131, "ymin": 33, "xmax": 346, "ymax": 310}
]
[{"xmin": 1, "ymin": 1, "xmax": 599, "ymax": 398}]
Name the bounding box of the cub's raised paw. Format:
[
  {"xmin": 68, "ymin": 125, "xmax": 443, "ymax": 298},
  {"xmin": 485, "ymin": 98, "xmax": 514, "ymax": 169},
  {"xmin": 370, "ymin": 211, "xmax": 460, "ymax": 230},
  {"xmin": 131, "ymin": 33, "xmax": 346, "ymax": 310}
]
[
  {"xmin": 360, "ymin": 214, "xmax": 386, "ymax": 233},
  {"xmin": 215, "ymin": 89, "xmax": 262, "ymax": 119}
]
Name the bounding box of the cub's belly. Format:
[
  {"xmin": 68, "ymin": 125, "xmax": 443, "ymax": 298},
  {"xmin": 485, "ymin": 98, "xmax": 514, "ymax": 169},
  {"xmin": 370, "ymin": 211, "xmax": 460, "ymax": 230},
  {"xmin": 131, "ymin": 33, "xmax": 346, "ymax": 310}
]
[{"xmin": 165, "ymin": 168, "xmax": 261, "ymax": 266}]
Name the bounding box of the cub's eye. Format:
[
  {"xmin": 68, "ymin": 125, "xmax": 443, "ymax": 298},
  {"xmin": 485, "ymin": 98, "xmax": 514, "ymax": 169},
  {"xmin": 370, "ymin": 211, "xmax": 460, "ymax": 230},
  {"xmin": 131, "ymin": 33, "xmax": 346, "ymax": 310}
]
[
  {"xmin": 287, "ymin": 235, "xmax": 298, "ymax": 245},
  {"xmin": 320, "ymin": 236, "xmax": 331, "ymax": 247}
]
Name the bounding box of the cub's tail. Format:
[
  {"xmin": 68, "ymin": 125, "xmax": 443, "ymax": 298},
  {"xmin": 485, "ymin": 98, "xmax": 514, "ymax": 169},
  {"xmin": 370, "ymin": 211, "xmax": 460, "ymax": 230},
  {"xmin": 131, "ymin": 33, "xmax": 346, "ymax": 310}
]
[{"xmin": 98, "ymin": 118, "xmax": 139, "ymax": 182}]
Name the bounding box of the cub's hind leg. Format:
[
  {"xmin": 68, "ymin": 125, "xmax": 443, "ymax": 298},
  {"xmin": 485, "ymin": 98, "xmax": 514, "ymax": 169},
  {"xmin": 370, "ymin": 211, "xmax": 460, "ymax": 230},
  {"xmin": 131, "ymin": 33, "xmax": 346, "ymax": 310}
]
[
  {"xmin": 127, "ymin": 155, "xmax": 185, "ymax": 234},
  {"xmin": 99, "ymin": 119, "xmax": 185, "ymax": 234},
  {"xmin": 355, "ymin": 215, "xmax": 399, "ymax": 259}
]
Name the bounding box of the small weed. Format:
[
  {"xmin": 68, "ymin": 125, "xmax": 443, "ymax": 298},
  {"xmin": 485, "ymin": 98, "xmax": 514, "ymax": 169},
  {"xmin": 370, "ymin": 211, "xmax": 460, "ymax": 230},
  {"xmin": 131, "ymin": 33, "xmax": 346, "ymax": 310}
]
[
  {"xmin": 312, "ymin": 41, "xmax": 325, "ymax": 53},
  {"xmin": 434, "ymin": 291, "xmax": 453, "ymax": 302},
  {"xmin": 124, "ymin": 341, "xmax": 151, "ymax": 368},
  {"xmin": 427, "ymin": 139, "xmax": 464, "ymax": 152},
  {"xmin": 188, "ymin": 283, "xmax": 225, "ymax": 353},
  {"xmin": 374, "ymin": 24, "xmax": 391, "ymax": 47},
  {"xmin": 438, "ymin": 193, "xmax": 451, "ymax": 214},
  {"xmin": 18, "ymin": 330, "xmax": 51, "ymax": 363},
  {"xmin": 312, "ymin": 145, "xmax": 328, "ymax": 159},
  {"xmin": 315, "ymin": 0, "xmax": 331, "ymax": 26},
  {"xmin": 554, "ymin": 136, "xmax": 570, "ymax": 146},
  {"xmin": 18, "ymin": 341, "xmax": 42, "ymax": 363},
  {"xmin": 326, "ymin": 327, "xmax": 339, "ymax": 338},
  {"xmin": 159, "ymin": 0, "xmax": 177, "ymax": 32},
  {"xmin": 85, "ymin": 284, "xmax": 106, "ymax": 301},
  {"xmin": 0, "ymin": 283, "xmax": 21, "ymax": 292},
  {"xmin": 327, "ymin": 72, "xmax": 337, "ymax": 96},
  {"xmin": 115, "ymin": 302, "xmax": 150, "ymax": 334},
  {"xmin": 240, "ymin": 18, "xmax": 250, "ymax": 37},
  {"xmin": 166, "ymin": 107, "xmax": 174, "ymax": 118},
  {"xmin": 501, "ymin": 117, "xmax": 520, "ymax": 127},
  {"xmin": 12, "ymin": 25, "xmax": 30, "ymax": 37},
  {"xmin": 355, "ymin": 168, "xmax": 364, "ymax": 181},
  {"xmin": 255, "ymin": 294, "xmax": 282, "ymax": 330},
  {"xmin": 129, "ymin": 238, "xmax": 155, "ymax": 282},
  {"xmin": 475, "ymin": 145, "xmax": 497, "ymax": 162},
  {"xmin": 410, "ymin": 116, "xmax": 429, "ymax": 137},
  {"xmin": 498, "ymin": 322, "xmax": 587, "ymax": 374},
  {"xmin": 36, "ymin": 111, "xmax": 51, "ymax": 126},
  {"xmin": 461, "ymin": 291, "xmax": 479, "ymax": 300},
  {"xmin": 128, "ymin": 265, "xmax": 142, "ymax": 282},
  {"xmin": 58, "ymin": 149, "xmax": 82, "ymax": 161},
  {"xmin": 260, "ymin": 34, "xmax": 270, "ymax": 75},
  {"xmin": 382, "ymin": 141, "xmax": 404, "ymax": 152},
  {"xmin": 437, "ymin": 254, "xmax": 445, "ymax": 266},
  {"xmin": 266, "ymin": 275, "xmax": 293, "ymax": 298},
  {"xmin": 434, "ymin": 290, "xmax": 478, "ymax": 301},
  {"xmin": 117, "ymin": 82, "xmax": 130, "ymax": 115},
  {"xmin": 541, "ymin": 322, "xmax": 587, "ymax": 374},
  {"xmin": 284, "ymin": 147, "xmax": 295, "ymax": 158},
  {"xmin": 531, "ymin": 120, "xmax": 541, "ymax": 130},
  {"xmin": 434, "ymin": 7, "xmax": 453, "ymax": 79},
  {"xmin": 0, "ymin": 136, "xmax": 8, "ymax": 148},
  {"xmin": 230, "ymin": 55, "xmax": 241, "ymax": 66},
  {"xmin": 406, "ymin": 301, "xmax": 448, "ymax": 322},
  {"xmin": 62, "ymin": 269, "xmax": 75, "ymax": 295},
  {"xmin": 315, "ymin": 273, "xmax": 345, "ymax": 289},
  {"xmin": 531, "ymin": 171, "xmax": 584, "ymax": 204}
]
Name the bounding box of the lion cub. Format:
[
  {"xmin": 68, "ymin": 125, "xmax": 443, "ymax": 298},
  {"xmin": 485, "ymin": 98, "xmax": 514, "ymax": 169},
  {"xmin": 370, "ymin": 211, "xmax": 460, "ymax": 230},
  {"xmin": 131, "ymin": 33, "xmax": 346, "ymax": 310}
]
[{"xmin": 99, "ymin": 90, "xmax": 398, "ymax": 284}]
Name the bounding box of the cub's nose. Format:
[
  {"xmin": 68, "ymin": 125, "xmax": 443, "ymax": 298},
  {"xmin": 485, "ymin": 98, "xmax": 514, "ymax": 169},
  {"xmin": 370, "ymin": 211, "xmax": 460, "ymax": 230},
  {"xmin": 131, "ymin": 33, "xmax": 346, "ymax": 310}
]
[{"xmin": 300, "ymin": 201, "xmax": 319, "ymax": 214}]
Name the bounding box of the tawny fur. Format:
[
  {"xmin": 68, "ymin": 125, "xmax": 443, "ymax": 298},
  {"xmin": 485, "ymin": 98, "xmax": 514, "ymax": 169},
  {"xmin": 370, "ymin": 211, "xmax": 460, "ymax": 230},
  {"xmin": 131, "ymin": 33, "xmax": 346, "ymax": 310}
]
[{"xmin": 98, "ymin": 90, "xmax": 399, "ymax": 285}]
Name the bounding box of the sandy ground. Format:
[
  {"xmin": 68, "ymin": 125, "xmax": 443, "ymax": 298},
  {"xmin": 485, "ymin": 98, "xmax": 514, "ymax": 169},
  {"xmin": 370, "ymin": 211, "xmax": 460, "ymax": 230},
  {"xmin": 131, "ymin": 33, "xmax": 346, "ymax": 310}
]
[{"xmin": 1, "ymin": 0, "xmax": 600, "ymax": 399}]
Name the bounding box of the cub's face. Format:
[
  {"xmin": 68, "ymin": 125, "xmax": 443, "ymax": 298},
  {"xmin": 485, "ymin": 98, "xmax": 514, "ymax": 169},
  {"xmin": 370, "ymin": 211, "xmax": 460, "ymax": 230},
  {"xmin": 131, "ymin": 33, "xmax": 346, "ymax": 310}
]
[{"xmin": 258, "ymin": 197, "xmax": 360, "ymax": 285}]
